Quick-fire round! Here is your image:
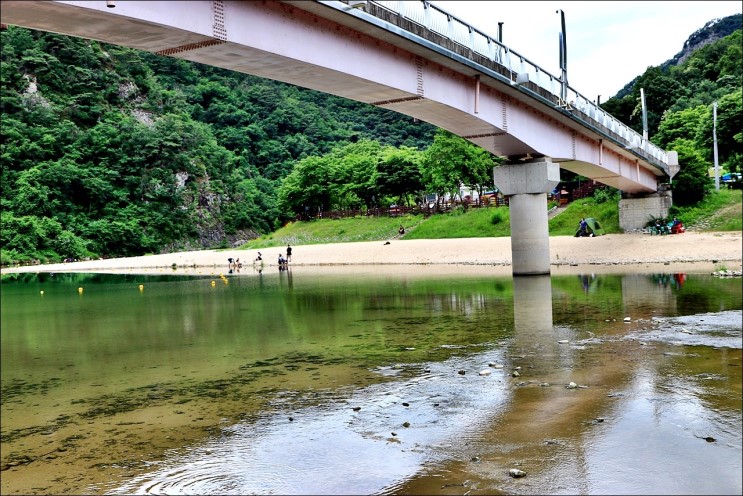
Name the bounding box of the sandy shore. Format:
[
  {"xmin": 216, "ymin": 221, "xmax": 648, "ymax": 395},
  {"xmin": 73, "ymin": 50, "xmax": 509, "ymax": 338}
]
[{"xmin": 2, "ymin": 231, "xmax": 741, "ymax": 276}]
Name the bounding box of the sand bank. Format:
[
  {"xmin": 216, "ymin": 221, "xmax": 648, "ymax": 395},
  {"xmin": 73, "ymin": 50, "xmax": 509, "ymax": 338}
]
[{"xmin": 2, "ymin": 231, "xmax": 740, "ymax": 277}]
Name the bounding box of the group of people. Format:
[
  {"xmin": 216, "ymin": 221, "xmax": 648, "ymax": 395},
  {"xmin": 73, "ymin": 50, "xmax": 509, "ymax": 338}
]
[
  {"xmin": 228, "ymin": 245, "xmax": 293, "ymax": 272},
  {"xmin": 278, "ymin": 244, "xmax": 292, "ymax": 270},
  {"xmin": 653, "ymin": 217, "xmax": 685, "ymax": 235},
  {"xmin": 227, "ymin": 257, "xmax": 242, "ymax": 273}
]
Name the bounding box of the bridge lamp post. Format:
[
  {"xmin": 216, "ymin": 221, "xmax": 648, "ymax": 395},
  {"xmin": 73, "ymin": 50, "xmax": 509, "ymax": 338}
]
[
  {"xmin": 557, "ymin": 9, "xmax": 568, "ymax": 103},
  {"xmin": 640, "ymin": 88, "xmax": 649, "ymax": 147}
]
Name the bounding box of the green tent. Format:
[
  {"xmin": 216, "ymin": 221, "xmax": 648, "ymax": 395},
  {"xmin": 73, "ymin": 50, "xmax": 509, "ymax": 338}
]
[{"xmin": 585, "ymin": 217, "xmax": 605, "ymax": 236}]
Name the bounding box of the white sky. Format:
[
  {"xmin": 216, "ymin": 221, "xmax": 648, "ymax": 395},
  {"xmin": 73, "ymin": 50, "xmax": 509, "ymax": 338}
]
[{"xmin": 432, "ymin": 1, "xmax": 740, "ymax": 102}]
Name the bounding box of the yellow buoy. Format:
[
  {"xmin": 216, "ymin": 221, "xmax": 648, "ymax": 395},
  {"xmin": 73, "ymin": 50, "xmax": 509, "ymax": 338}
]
[
  {"xmin": 211, "ymin": 280, "xmax": 216, "ymax": 286},
  {"xmin": 139, "ymin": 284, "xmax": 144, "ymax": 291},
  {"xmin": 40, "ymin": 290, "xmax": 44, "ymax": 295},
  {"xmin": 78, "ymin": 287, "xmax": 83, "ymax": 294}
]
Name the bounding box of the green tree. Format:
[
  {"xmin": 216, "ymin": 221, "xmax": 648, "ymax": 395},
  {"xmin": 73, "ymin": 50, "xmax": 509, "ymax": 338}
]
[
  {"xmin": 420, "ymin": 130, "xmax": 496, "ymax": 204},
  {"xmin": 669, "ymin": 139, "xmax": 712, "ymax": 206},
  {"xmin": 277, "ymin": 156, "xmax": 333, "ymax": 219},
  {"xmin": 378, "ymin": 145, "xmax": 424, "ymax": 206},
  {"xmin": 329, "ymin": 140, "xmax": 382, "ymax": 210},
  {"xmin": 654, "ymin": 105, "xmax": 707, "ymax": 147}
]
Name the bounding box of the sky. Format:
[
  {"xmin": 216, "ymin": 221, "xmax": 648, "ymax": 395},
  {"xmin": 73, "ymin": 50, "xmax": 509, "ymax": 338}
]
[{"xmin": 431, "ymin": 1, "xmax": 740, "ymax": 102}]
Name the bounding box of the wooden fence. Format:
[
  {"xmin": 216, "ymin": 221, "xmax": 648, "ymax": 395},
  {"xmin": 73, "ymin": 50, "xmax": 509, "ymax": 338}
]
[
  {"xmin": 309, "ymin": 196, "xmax": 510, "ymax": 221},
  {"xmin": 299, "ymin": 184, "xmax": 604, "ymax": 221}
]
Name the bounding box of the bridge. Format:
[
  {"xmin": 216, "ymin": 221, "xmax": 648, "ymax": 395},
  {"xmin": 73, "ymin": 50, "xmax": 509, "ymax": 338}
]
[{"xmin": 1, "ymin": 0, "xmax": 679, "ymax": 275}]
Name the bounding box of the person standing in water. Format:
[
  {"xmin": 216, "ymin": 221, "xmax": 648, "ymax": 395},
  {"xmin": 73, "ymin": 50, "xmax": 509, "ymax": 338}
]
[{"xmin": 286, "ymin": 244, "xmax": 292, "ymax": 263}]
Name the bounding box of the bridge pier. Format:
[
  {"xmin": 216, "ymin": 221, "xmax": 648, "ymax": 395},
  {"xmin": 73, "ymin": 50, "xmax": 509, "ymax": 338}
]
[
  {"xmin": 618, "ymin": 187, "xmax": 673, "ymax": 231},
  {"xmin": 493, "ymin": 159, "xmax": 560, "ymax": 276}
]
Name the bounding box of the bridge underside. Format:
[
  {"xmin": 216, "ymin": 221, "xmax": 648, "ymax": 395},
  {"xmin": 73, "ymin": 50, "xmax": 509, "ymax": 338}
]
[{"xmin": 1, "ymin": 0, "xmax": 662, "ymax": 193}]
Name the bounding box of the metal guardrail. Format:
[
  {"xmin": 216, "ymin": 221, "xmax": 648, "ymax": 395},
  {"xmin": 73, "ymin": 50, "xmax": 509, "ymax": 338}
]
[{"xmin": 346, "ymin": 0, "xmax": 670, "ymax": 171}]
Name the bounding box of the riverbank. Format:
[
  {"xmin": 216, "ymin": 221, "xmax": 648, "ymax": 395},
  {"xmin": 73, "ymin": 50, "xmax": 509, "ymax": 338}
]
[{"xmin": 1, "ymin": 231, "xmax": 741, "ymax": 276}]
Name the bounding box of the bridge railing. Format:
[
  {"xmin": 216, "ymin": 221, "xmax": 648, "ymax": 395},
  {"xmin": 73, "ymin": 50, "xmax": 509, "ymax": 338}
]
[{"xmin": 364, "ymin": 1, "xmax": 670, "ymax": 171}]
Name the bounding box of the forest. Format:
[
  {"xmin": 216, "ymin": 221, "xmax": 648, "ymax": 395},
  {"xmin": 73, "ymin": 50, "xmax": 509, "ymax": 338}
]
[{"xmin": 1, "ymin": 13, "xmax": 740, "ymax": 264}]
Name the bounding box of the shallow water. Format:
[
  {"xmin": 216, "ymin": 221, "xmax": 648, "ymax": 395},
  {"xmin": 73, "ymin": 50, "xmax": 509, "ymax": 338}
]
[{"xmin": 1, "ymin": 268, "xmax": 740, "ymax": 495}]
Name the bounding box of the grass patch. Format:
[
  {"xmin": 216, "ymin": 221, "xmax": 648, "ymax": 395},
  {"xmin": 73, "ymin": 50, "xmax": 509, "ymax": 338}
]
[
  {"xmin": 404, "ymin": 207, "xmax": 512, "ymax": 239},
  {"xmin": 548, "ymin": 197, "xmax": 620, "ymax": 236},
  {"xmin": 242, "ymin": 214, "xmax": 424, "ymax": 248},
  {"xmin": 672, "ymin": 189, "xmax": 742, "ymax": 231}
]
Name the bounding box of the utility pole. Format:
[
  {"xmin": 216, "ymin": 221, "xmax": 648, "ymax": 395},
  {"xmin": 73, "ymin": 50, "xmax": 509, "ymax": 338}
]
[{"xmin": 713, "ymin": 101, "xmax": 720, "ymax": 191}]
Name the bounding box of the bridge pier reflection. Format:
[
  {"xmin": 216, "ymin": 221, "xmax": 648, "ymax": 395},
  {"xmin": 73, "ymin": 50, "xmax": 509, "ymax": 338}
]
[
  {"xmin": 512, "ymin": 275, "xmax": 554, "ymax": 335},
  {"xmin": 493, "ymin": 159, "xmax": 560, "ymax": 276}
]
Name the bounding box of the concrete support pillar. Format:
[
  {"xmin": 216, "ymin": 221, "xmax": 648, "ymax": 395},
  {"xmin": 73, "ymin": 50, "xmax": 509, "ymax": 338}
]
[
  {"xmin": 493, "ymin": 159, "xmax": 560, "ymax": 276},
  {"xmin": 618, "ymin": 188, "xmax": 673, "ymax": 231}
]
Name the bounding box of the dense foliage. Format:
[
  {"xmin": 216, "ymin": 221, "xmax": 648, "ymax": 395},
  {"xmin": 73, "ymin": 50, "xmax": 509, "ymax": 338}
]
[
  {"xmin": 1, "ymin": 13, "xmax": 741, "ymax": 264},
  {"xmin": 1, "ymin": 27, "xmax": 438, "ymax": 263}
]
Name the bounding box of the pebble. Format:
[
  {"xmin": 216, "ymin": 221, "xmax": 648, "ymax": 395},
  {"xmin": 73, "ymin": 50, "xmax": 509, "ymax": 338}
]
[
  {"xmin": 509, "ymin": 468, "xmax": 527, "ymax": 478},
  {"xmin": 512, "ymin": 371, "xmax": 520, "ymax": 377},
  {"xmin": 558, "ymin": 339, "xmax": 569, "ymax": 344},
  {"xmin": 712, "ymin": 269, "xmax": 742, "ymax": 277},
  {"xmin": 479, "ymin": 369, "xmax": 492, "ymax": 376},
  {"xmin": 566, "ymin": 382, "xmax": 578, "ymax": 389}
]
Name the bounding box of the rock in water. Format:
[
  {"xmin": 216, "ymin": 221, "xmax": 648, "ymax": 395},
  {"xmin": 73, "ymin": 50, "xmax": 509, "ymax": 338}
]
[{"xmin": 509, "ymin": 468, "xmax": 527, "ymax": 478}]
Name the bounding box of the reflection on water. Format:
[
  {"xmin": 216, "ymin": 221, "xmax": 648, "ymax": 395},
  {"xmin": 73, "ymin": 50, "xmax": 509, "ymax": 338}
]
[
  {"xmin": 1, "ymin": 269, "xmax": 741, "ymax": 495},
  {"xmin": 112, "ymin": 350, "xmax": 511, "ymax": 495}
]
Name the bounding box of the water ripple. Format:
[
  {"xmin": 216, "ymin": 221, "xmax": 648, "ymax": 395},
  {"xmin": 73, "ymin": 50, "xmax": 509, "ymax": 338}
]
[{"xmin": 108, "ymin": 349, "xmax": 511, "ymax": 495}]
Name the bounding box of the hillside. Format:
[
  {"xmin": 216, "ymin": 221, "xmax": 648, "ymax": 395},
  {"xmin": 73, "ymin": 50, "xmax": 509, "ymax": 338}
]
[{"xmin": 614, "ymin": 13, "xmax": 741, "ymax": 98}]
